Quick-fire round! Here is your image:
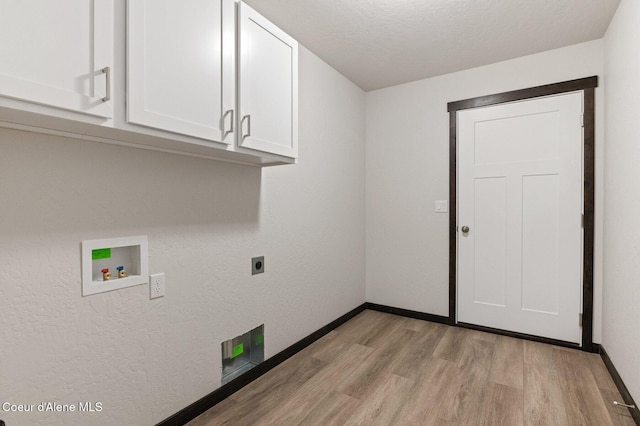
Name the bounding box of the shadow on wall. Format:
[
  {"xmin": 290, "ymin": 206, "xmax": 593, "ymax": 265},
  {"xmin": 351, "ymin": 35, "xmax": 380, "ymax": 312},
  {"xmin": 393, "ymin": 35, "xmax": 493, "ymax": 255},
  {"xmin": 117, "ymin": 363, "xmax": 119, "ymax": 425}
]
[{"xmin": 0, "ymin": 128, "xmax": 262, "ymax": 239}]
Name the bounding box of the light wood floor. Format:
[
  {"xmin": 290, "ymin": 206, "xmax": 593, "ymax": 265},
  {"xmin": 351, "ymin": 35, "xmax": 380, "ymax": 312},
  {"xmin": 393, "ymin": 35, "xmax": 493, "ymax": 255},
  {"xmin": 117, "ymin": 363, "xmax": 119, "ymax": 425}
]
[{"xmin": 188, "ymin": 310, "xmax": 635, "ymax": 425}]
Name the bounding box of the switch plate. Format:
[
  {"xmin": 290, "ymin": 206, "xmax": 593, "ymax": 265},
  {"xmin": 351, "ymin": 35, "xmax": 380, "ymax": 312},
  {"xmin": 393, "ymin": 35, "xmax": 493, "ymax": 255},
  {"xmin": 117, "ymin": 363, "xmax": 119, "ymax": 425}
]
[
  {"xmin": 252, "ymin": 257, "xmax": 264, "ymax": 275},
  {"xmin": 149, "ymin": 273, "xmax": 165, "ymax": 299},
  {"xmin": 435, "ymin": 200, "xmax": 448, "ymax": 213}
]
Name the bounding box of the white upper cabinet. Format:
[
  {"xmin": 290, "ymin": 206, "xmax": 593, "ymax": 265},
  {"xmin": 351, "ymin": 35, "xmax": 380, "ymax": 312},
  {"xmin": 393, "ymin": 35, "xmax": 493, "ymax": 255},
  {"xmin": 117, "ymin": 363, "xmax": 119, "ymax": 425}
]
[
  {"xmin": 0, "ymin": 0, "xmax": 298, "ymax": 166},
  {"xmin": 0, "ymin": 0, "xmax": 113, "ymax": 118},
  {"xmin": 127, "ymin": 0, "xmax": 235, "ymax": 144},
  {"xmin": 237, "ymin": 2, "xmax": 298, "ymax": 158}
]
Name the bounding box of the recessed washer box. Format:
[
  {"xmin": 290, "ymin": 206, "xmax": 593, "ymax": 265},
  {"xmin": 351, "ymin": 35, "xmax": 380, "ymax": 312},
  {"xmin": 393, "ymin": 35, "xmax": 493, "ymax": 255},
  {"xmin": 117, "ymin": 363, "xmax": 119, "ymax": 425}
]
[
  {"xmin": 221, "ymin": 324, "xmax": 264, "ymax": 385},
  {"xmin": 81, "ymin": 235, "xmax": 149, "ymax": 296}
]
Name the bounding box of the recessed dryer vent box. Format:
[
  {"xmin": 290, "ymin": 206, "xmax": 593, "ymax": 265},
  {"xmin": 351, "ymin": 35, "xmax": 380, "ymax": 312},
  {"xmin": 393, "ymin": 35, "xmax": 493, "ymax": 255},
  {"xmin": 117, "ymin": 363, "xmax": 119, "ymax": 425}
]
[
  {"xmin": 81, "ymin": 235, "xmax": 149, "ymax": 296},
  {"xmin": 221, "ymin": 324, "xmax": 264, "ymax": 385}
]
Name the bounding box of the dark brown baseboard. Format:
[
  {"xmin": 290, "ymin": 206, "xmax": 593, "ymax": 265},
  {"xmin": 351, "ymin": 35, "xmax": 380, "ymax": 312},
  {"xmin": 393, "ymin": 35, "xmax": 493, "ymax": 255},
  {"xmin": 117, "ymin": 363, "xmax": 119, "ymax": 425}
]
[
  {"xmin": 600, "ymin": 345, "xmax": 640, "ymax": 425},
  {"xmin": 365, "ymin": 302, "xmax": 449, "ymax": 324}
]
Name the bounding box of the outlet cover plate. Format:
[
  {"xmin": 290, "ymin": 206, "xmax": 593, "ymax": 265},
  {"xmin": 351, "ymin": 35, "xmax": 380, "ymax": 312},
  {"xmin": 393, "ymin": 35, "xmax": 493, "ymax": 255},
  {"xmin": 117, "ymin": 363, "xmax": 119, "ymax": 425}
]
[
  {"xmin": 252, "ymin": 257, "xmax": 264, "ymax": 275},
  {"xmin": 150, "ymin": 273, "xmax": 165, "ymax": 299}
]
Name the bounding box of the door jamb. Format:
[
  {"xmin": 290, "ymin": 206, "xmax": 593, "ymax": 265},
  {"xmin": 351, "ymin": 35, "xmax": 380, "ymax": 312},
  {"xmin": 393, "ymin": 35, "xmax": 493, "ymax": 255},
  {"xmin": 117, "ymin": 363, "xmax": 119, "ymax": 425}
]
[{"xmin": 447, "ymin": 76, "xmax": 598, "ymax": 352}]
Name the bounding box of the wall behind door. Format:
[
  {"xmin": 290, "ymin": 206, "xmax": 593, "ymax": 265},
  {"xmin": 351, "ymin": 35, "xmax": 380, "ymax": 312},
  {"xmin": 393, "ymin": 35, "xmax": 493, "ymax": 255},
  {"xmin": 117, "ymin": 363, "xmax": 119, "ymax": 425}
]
[{"xmin": 365, "ymin": 40, "xmax": 605, "ymax": 342}]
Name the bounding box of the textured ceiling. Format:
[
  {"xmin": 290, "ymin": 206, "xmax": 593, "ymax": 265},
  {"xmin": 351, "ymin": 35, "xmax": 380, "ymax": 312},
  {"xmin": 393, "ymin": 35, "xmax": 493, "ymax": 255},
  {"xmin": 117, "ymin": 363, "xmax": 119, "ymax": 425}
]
[{"xmin": 243, "ymin": 0, "xmax": 620, "ymax": 91}]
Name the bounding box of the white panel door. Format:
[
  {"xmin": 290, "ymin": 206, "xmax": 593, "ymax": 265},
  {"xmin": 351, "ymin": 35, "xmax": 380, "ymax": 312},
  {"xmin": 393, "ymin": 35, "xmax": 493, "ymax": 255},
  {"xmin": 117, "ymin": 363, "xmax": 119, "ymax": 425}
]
[
  {"xmin": 0, "ymin": 0, "xmax": 113, "ymax": 118},
  {"xmin": 458, "ymin": 92, "xmax": 583, "ymax": 344},
  {"xmin": 238, "ymin": 2, "xmax": 298, "ymax": 158},
  {"xmin": 127, "ymin": 0, "xmax": 234, "ymax": 144}
]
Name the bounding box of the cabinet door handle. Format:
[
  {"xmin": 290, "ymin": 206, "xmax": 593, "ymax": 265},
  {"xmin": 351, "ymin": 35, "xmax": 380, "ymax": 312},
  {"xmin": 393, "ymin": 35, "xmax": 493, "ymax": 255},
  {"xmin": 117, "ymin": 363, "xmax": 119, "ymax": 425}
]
[
  {"xmin": 242, "ymin": 114, "xmax": 251, "ymax": 139},
  {"xmin": 101, "ymin": 66, "xmax": 111, "ymax": 102},
  {"xmin": 224, "ymin": 109, "xmax": 234, "ymax": 134}
]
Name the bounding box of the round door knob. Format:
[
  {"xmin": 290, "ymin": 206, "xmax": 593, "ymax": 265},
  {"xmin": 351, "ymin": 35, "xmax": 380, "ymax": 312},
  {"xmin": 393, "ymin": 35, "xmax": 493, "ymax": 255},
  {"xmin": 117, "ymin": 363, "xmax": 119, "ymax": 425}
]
[{"xmin": 461, "ymin": 226, "xmax": 470, "ymax": 233}]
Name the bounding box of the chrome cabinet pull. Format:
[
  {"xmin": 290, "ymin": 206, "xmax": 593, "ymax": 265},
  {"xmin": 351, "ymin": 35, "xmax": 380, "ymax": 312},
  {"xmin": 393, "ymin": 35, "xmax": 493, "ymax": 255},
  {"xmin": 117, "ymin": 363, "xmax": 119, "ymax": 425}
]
[
  {"xmin": 224, "ymin": 109, "xmax": 234, "ymax": 134},
  {"xmin": 101, "ymin": 67, "xmax": 111, "ymax": 102},
  {"xmin": 461, "ymin": 226, "xmax": 470, "ymax": 234},
  {"xmin": 242, "ymin": 114, "xmax": 251, "ymax": 139}
]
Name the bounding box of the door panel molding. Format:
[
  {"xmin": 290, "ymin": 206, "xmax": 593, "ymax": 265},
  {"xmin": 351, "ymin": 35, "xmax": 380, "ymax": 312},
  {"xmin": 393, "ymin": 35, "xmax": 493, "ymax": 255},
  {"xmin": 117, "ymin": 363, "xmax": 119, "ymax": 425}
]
[{"xmin": 447, "ymin": 76, "xmax": 598, "ymax": 352}]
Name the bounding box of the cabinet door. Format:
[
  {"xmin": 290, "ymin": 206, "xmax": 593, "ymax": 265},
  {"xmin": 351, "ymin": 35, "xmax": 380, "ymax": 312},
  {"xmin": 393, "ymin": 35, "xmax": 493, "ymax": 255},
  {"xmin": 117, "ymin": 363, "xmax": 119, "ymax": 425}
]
[
  {"xmin": 127, "ymin": 0, "xmax": 234, "ymax": 144},
  {"xmin": 0, "ymin": 0, "xmax": 113, "ymax": 118},
  {"xmin": 238, "ymin": 2, "xmax": 298, "ymax": 158}
]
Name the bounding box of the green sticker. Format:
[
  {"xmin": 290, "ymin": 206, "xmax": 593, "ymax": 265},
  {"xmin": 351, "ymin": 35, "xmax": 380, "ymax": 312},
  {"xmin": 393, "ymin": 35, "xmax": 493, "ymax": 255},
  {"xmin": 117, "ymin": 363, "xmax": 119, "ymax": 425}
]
[
  {"xmin": 92, "ymin": 248, "xmax": 111, "ymax": 260},
  {"xmin": 254, "ymin": 334, "xmax": 264, "ymax": 346},
  {"xmin": 230, "ymin": 343, "xmax": 244, "ymax": 359}
]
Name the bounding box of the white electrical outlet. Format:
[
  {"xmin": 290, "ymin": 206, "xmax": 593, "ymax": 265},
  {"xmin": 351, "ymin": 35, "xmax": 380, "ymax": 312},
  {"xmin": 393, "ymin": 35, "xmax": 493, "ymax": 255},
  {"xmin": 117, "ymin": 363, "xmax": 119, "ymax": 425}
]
[{"xmin": 149, "ymin": 273, "xmax": 165, "ymax": 299}]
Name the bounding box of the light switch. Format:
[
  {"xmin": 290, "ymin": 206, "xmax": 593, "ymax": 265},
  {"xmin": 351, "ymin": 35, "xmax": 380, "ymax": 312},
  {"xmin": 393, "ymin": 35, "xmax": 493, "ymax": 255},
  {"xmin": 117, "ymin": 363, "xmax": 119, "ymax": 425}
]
[{"xmin": 435, "ymin": 200, "xmax": 448, "ymax": 213}]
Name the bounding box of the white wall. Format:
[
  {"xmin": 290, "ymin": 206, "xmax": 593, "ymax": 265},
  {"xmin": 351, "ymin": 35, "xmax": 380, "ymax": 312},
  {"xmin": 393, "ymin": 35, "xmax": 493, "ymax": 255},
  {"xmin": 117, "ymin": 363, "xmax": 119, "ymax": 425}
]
[
  {"xmin": 0, "ymin": 46, "xmax": 365, "ymax": 426},
  {"xmin": 366, "ymin": 41, "xmax": 606, "ymax": 341},
  {"xmin": 602, "ymin": 0, "xmax": 640, "ymax": 404}
]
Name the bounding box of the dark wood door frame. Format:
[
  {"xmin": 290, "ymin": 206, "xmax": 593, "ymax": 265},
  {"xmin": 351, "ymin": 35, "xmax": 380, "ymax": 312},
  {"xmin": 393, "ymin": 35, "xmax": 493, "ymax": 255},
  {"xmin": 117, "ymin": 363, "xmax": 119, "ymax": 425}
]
[{"xmin": 447, "ymin": 76, "xmax": 598, "ymax": 352}]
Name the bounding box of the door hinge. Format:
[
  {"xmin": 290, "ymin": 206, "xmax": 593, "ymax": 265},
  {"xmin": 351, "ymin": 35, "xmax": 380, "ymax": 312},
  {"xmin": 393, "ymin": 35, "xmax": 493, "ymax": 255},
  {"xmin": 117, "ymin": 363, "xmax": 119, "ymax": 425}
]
[
  {"xmin": 581, "ymin": 214, "xmax": 585, "ymax": 228},
  {"xmin": 580, "ymin": 114, "xmax": 584, "ymax": 128},
  {"xmin": 579, "ymin": 313, "xmax": 583, "ymax": 327}
]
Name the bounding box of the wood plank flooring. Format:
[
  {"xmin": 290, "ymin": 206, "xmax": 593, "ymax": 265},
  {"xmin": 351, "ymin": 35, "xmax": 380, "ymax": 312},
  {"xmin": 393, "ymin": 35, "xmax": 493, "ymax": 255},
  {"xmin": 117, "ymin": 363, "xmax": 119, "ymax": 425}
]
[{"xmin": 188, "ymin": 310, "xmax": 635, "ymax": 426}]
